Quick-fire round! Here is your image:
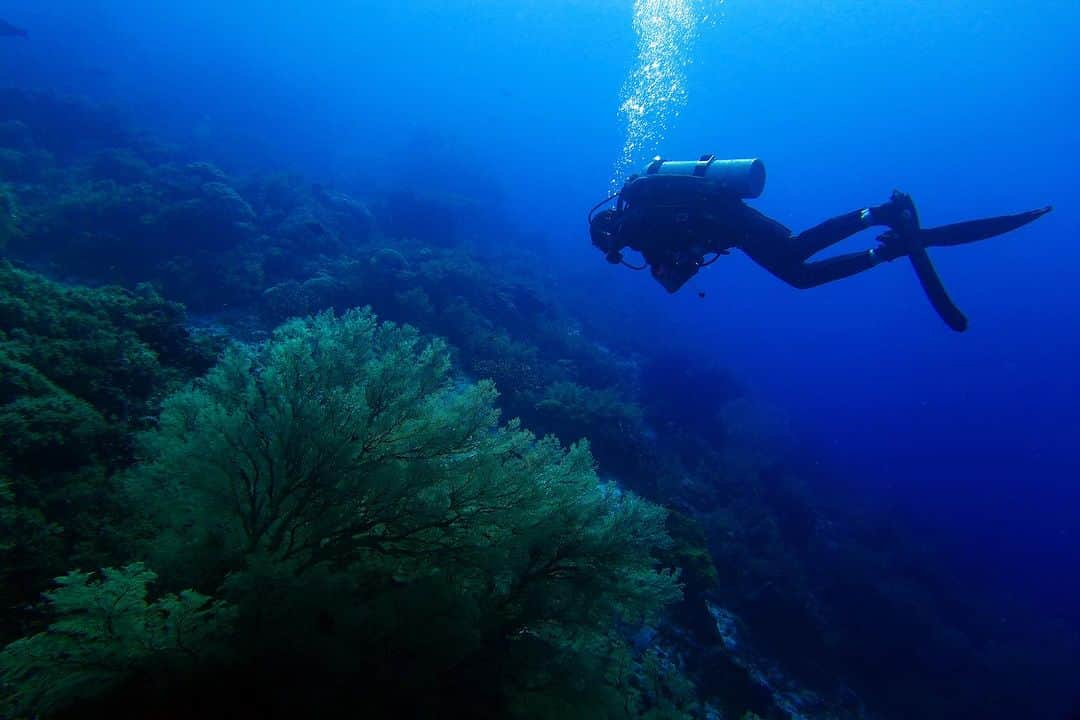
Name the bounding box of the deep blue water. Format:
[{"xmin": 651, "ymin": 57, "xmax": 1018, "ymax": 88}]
[{"xmin": 3, "ymin": 0, "xmax": 1078, "ymax": 713}]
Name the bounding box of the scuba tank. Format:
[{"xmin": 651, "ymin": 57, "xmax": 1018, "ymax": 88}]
[
  {"xmin": 643, "ymin": 154, "xmax": 766, "ymax": 199},
  {"xmin": 588, "ymin": 153, "xmax": 765, "ymax": 263}
]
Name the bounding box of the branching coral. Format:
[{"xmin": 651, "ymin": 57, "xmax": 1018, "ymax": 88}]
[
  {"xmin": 0, "ymin": 262, "xmax": 223, "ymax": 648},
  {"xmin": 96, "ymin": 307, "xmax": 685, "ymax": 716},
  {"xmin": 0, "ymin": 261, "xmax": 216, "ymax": 418},
  {"xmin": 0, "ymin": 564, "xmax": 235, "ymax": 718},
  {"xmin": 532, "ymin": 381, "xmax": 655, "ymax": 485}
]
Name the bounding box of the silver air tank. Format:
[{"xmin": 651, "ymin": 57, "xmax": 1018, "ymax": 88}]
[{"xmin": 644, "ymin": 155, "xmax": 766, "ymax": 199}]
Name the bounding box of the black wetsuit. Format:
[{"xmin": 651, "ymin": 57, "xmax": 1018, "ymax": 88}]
[{"xmin": 607, "ymin": 173, "xmax": 1050, "ymax": 294}]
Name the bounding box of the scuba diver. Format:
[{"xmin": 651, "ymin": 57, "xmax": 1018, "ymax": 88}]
[{"xmin": 589, "ymin": 155, "xmax": 1052, "ymax": 331}]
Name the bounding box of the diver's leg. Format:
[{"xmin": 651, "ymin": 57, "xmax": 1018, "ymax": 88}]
[
  {"xmin": 788, "ymin": 190, "xmax": 937, "ymax": 260},
  {"xmin": 737, "ymin": 205, "xmax": 895, "ymax": 289},
  {"xmin": 789, "ymin": 209, "xmax": 876, "ymax": 260},
  {"xmin": 919, "ymin": 206, "xmax": 1052, "ymax": 247},
  {"xmin": 789, "ymin": 191, "xmax": 924, "ymax": 260},
  {"xmin": 747, "ymin": 250, "xmax": 884, "ymax": 290},
  {"xmin": 735, "ymin": 203, "xmax": 873, "ymax": 261}
]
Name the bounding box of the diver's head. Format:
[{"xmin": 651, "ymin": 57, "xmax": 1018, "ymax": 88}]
[{"xmin": 589, "ymin": 208, "xmax": 623, "ymax": 263}]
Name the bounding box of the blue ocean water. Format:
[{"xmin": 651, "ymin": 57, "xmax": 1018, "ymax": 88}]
[{"xmin": 2, "ymin": 0, "xmax": 1078, "ymax": 716}]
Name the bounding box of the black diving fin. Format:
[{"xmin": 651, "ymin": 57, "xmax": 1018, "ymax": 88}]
[
  {"xmin": 917, "ymin": 206, "xmax": 1052, "ymax": 249},
  {"xmin": 905, "ymin": 235, "xmax": 968, "ymax": 332},
  {"xmin": 893, "ymin": 203, "xmax": 1051, "ymax": 332},
  {"xmin": 885, "ymin": 195, "xmax": 968, "ymax": 332}
]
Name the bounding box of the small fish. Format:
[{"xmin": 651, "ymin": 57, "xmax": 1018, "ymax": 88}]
[{"xmin": 0, "ymin": 19, "xmax": 27, "ymax": 38}]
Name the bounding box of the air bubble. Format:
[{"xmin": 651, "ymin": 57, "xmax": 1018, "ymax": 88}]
[{"xmin": 611, "ymin": 0, "xmax": 721, "ymax": 191}]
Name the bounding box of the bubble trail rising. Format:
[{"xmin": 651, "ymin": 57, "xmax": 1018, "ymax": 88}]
[{"xmin": 612, "ymin": 0, "xmax": 718, "ymax": 191}]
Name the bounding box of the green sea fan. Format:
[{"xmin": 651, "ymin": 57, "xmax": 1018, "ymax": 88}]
[
  {"xmin": 118, "ymin": 307, "xmax": 684, "ymax": 714},
  {"xmin": 0, "ymin": 563, "xmax": 235, "ymax": 718}
]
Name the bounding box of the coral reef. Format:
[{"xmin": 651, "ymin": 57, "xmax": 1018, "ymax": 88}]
[
  {"xmin": 1, "ymin": 309, "xmax": 688, "ymax": 718},
  {"xmin": 0, "ymin": 564, "xmax": 236, "ymax": 717},
  {"xmin": 0, "ymin": 88, "xmax": 1073, "ymax": 720},
  {"xmin": 0, "ymin": 260, "xmax": 223, "ymax": 644}
]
